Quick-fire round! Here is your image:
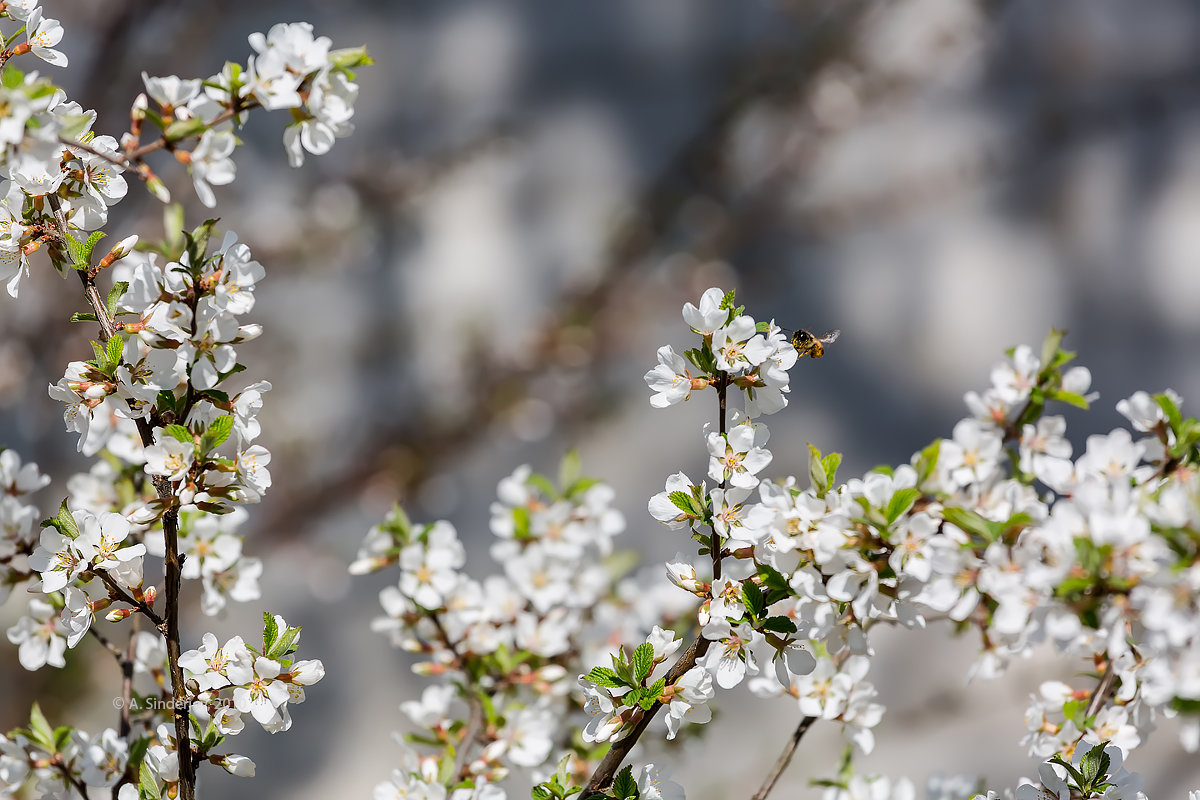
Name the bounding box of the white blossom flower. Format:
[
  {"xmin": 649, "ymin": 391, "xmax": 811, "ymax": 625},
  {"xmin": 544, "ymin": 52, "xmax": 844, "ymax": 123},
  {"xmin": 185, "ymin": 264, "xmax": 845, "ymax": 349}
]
[
  {"xmin": 24, "ymin": 8, "xmax": 67, "ymax": 67},
  {"xmin": 645, "ymin": 345, "xmax": 697, "ymax": 409},
  {"xmin": 6, "ymin": 598, "xmax": 68, "ymax": 670},
  {"xmin": 664, "ymin": 665, "xmax": 714, "ymax": 739}
]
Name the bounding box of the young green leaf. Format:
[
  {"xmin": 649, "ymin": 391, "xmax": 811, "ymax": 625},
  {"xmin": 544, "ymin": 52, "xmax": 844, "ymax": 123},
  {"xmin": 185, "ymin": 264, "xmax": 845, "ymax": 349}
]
[
  {"xmin": 107, "ymin": 281, "xmax": 130, "ymax": 316},
  {"xmin": 200, "ymin": 414, "xmax": 234, "ymax": 453},
  {"xmin": 558, "ymin": 450, "xmax": 582, "ymax": 494},
  {"xmin": 760, "ymin": 615, "xmax": 798, "ymax": 634},
  {"xmin": 808, "ymin": 443, "xmax": 828, "ymax": 496},
  {"xmin": 140, "ymin": 759, "xmax": 163, "ymax": 800},
  {"xmin": 612, "ymin": 765, "xmax": 639, "ymax": 800},
  {"xmin": 585, "ymin": 667, "xmax": 625, "ymax": 688},
  {"xmin": 164, "ymin": 424, "xmax": 193, "ymax": 444},
  {"xmin": 27, "ymin": 703, "xmax": 55, "ymax": 752},
  {"xmin": 742, "ymin": 580, "xmax": 765, "ymax": 619},
  {"xmin": 632, "ymin": 642, "xmax": 654, "ymax": 684},
  {"xmin": 885, "ymin": 488, "xmax": 920, "ymax": 526},
  {"xmin": 821, "ymin": 452, "xmax": 842, "ymax": 487},
  {"xmin": 105, "ymin": 333, "xmax": 124, "ymax": 372},
  {"xmin": 262, "ymin": 612, "xmax": 280, "ymax": 652}
]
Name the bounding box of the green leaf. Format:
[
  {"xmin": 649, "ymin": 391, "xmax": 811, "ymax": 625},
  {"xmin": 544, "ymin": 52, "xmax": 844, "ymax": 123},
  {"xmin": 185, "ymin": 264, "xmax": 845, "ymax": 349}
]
[
  {"xmin": 612, "ymin": 765, "xmax": 638, "ymax": 800},
  {"xmin": 185, "ymin": 219, "xmax": 219, "ymax": 267},
  {"xmin": 885, "ymin": 488, "xmax": 920, "ymax": 526},
  {"xmin": 1039, "ymin": 329, "xmax": 1066, "ymax": 376},
  {"xmin": 105, "ymin": 333, "xmax": 124, "ymax": 371},
  {"xmin": 200, "ymin": 415, "xmax": 234, "ymax": 453},
  {"xmin": 760, "ymin": 615, "xmax": 798, "ymax": 634},
  {"xmin": 1047, "ymin": 389, "xmax": 1089, "ymax": 410},
  {"xmin": 140, "ymin": 759, "xmax": 163, "ymax": 800},
  {"xmin": 329, "ymin": 45, "xmax": 374, "ymax": 70},
  {"xmin": 558, "ymin": 450, "xmax": 582, "ymax": 494},
  {"xmin": 644, "ymin": 677, "xmax": 666, "ymax": 704},
  {"xmin": 585, "ymin": 667, "xmax": 625, "ymax": 688},
  {"xmin": 1079, "ymin": 741, "xmax": 1109, "ymax": 787},
  {"xmin": 742, "ymin": 580, "xmax": 765, "ymax": 619},
  {"xmin": 41, "ymin": 499, "xmax": 79, "ymax": 538},
  {"xmin": 941, "ymin": 506, "xmax": 994, "ymax": 543},
  {"xmin": 163, "ymin": 204, "xmax": 185, "ymax": 256},
  {"xmin": 164, "ymin": 117, "xmax": 207, "ymax": 143},
  {"xmin": 821, "ymin": 452, "xmax": 842, "ymax": 487},
  {"xmin": 106, "ymin": 281, "xmax": 130, "ymax": 316},
  {"xmin": 164, "ymin": 424, "xmax": 193, "ymax": 444},
  {"xmin": 53, "ymin": 725, "xmax": 74, "ymax": 752},
  {"xmin": 527, "ymin": 472, "xmax": 557, "ymax": 501},
  {"xmin": 267, "ymin": 625, "xmax": 301, "ymax": 659},
  {"xmin": 532, "ymin": 786, "xmax": 554, "ymax": 800},
  {"xmin": 511, "ymin": 505, "xmax": 532, "ymax": 540},
  {"xmin": 262, "ymin": 612, "xmax": 280, "ymax": 652},
  {"xmin": 81, "ymin": 230, "xmax": 107, "ymax": 266},
  {"xmin": 90, "ymin": 338, "xmax": 108, "ymax": 366},
  {"xmin": 632, "ymin": 642, "xmax": 654, "ymax": 684},
  {"xmin": 808, "ymin": 443, "xmax": 828, "ymax": 496},
  {"xmin": 62, "ymin": 231, "xmax": 86, "ymax": 268},
  {"xmin": 1156, "ymin": 392, "xmax": 1184, "ymax": 433},
  {"xmin": 438, "ymin": 745, "xmax": 456, "ymax": 785},
  {"xmin": 128, "ymin": 734, "xmax": 150, "ymax": 768},
  {"xmin": 1170, "ymin": 696, "xmax": 1200, "ymax": 714},
  {"xmin": 669, "ymin": 490, "xmax": 696, "ymax": 516},
  {"xmin": 1, "ymin": 64, "xmax": 25, "ymax": 89},
  {"xmin": 28, "ymin": 703, "xmax": 55, "ymax": 751},
  {"xmin": 1048, "ymin": 754, "xmax": 1086, "ymax": 791},
  {"xmin": 757, "ymin": 564, "xmax": 789, "ymax": 595},
  {"xmin": 914, "ymin": 439, "xmax": 940, "ymax": 485},
  {"xmin": 70, "ymin": 312, "xmax": 98, "ymax": 323},
  {"xmin": 565, "ymin": 477, "xmax": 601, "ymax": 498}
]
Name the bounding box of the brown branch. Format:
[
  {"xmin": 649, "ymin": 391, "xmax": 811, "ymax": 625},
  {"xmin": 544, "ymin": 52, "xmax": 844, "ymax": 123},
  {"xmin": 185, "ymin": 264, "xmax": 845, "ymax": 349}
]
[
  {"xmin": 119, "ymin": 615, "xmax": 139, "ymax": 738},
  {"xmin": 45, "ymin": 194, "xmax": 196, "ymax": 800},
  {"xmin": 585, "ymin": 367, "xmax": 733, "ymax": 793},
  {"xmin": 52, "ymin": 758, "xmax": 92, "ymax": 800},
  {"xmin": 584, "ymin": 634, "xmax": 711, "ymax": 794},
  {"xmin": 1084, "ymin": 661, "xmax": 1118, "ymax": 720},
  {"xmin": 256, "ymin": 0, "xmax": 873, "ymax": 543},
  {"xmin": 93, "ymin": 569, "xmax": 164, "ymax": 628},
  {"xmin": 750, "ymin": 716, "xmax": 817, "ymax": 800}
]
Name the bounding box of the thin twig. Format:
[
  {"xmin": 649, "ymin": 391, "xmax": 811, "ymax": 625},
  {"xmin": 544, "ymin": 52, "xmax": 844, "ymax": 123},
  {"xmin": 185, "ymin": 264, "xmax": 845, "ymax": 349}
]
[
  {"xmin": 93, "ymin": 570, "xmax": 164, "ymax": 628},
  {"xmin": 426, "ymin": 610, "xmax": 488, "ymax": 781},
  {"xmin": 584, "ymin": 370, "xmax": 733, "ymax": 793},
  {"xmin": 1084, "ymin": 662, "xmax": 1118, "ymax": 720},
  {"xmin": 750, "ymin": 716, "xmax": 817, "ymax": 800}
]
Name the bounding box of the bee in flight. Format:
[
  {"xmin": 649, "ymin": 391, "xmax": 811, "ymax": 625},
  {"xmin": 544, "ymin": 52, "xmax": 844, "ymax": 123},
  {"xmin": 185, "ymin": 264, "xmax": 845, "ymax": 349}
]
[{"xmin": 787, "ymin": 328, "xmax": 840, "ymax": 359}]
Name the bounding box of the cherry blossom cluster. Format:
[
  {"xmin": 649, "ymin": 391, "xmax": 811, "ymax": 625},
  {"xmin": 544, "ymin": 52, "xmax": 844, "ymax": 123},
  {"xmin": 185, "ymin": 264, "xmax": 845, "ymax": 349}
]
[
  {"xmin": 351, "ymin": 458, "xmax": 697, "ymax": 800},
  {"xmin": 969, "ymin": 742, "xmax": 1150, "ymax": 800},
  {"xmin": 0, "ymin": 708, "xmax": 140, "ymax": 797},
  {"xmin": 645, "ymin": 287, "xmax": 798, "ymax": 417},
  {"xmin": 580, "ymin": 288, "xmax": 1200, "ymax": 798},
  {"xmin": 178, "ymin": 614, "xmax": 324, "ymax": 739},
  {"xmin": 0, "ymin": 7, "xmax": 363, "ymax": 798},
  {"xmin": 0, "ymin": 7, "xmax": 370, "ymax": 301}
]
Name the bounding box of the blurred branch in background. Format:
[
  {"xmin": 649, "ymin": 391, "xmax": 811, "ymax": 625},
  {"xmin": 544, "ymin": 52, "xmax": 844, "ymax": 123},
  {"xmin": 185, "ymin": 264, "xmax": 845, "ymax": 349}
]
[{"xmin": 256, "ymin": 0, "xmax": 879, "ymax": 539}]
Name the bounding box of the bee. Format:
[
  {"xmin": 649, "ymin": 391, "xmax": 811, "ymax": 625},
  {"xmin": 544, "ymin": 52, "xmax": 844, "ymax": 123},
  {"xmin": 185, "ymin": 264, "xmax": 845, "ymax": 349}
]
[{"xmin": 788, "ymin": 328, "xmax": 840, "ymax": 359}]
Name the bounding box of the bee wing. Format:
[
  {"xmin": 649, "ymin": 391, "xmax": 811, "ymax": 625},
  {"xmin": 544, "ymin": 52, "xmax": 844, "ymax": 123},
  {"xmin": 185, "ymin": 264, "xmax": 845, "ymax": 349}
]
[{"xmin": 819, "ymin": 329, "xmax": 841, "ymax": 344}]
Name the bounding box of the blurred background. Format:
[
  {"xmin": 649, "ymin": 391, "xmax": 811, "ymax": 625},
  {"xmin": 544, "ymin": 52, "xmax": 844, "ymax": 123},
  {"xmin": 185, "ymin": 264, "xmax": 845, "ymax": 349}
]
[{"xmin": 3, "ymin": 0, "xmax": 1200, "ymax": 796}]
